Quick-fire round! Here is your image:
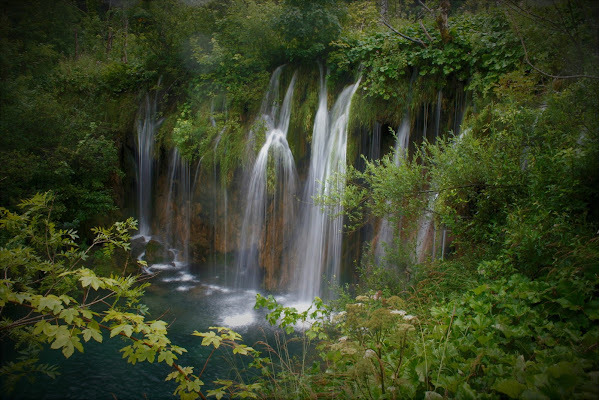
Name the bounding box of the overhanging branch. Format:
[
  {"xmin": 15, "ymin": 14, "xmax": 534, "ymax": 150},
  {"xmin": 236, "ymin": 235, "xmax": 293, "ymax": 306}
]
[{"xmin": 381, "ymin": 18, "xmax": 427, "ymax": 48}]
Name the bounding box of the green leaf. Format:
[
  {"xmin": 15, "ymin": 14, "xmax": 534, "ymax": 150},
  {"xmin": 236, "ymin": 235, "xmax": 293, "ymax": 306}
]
[
  {"xmin": 195, "ymin": 331, "xmax": 222, "ymax": 348},
  {"xmin": 207, "ymin": 388, "xmax": 226, "ymax": 400},
  {"xmin": 158, "ymin": 351, "xmax": 176, "ymax": 366},
  {"xmin": 166, "ymin": 371, "xmax": 180, "ymax": 381},
  {"xmin": 82, "ymin": 328, "xmax": 102, "ymax": 343},
  {"xmin": 79, "ymin": 273, "xmax": 102, "ymax": 291},
  {"xmin": 62, "ymin": 342, "xmax": 75, "ymax": 358},
  {"xmin": 33, "ymin": 320, "xmax": 50, "ymax": 336},
  {"xmin": 59, "ymin": 308, "xmax": 79, "ymax": 324},
  {"xmin": 473, "ymin": 284, "xmax": 489, "ymax": 295},
  {"xmin": 425, "ymin": 392, "xmax": 443, "ymax": 400},
  {"xmin": 111, "ymin": 324, "xmax": 134, "ymax": 338},
  {"xmin": 494, "ymin": 379, "xmax": 527, "ymax": 398},
  {"xmin": 232, "ymin": 344, "xmax": 248, "ymax": 355},
  {"xmin": 37, "ymin": 295, "xmax": 64, "ymax": 313}
]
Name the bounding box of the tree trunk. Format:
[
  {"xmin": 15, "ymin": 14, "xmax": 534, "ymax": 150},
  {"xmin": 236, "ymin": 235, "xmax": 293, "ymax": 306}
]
[
  {"xmin": 381, "ymin": 0, "xmax": 388, "ymax": 17},
  {"xmin": 106, "ymin": 28, "xmax": 113, "ymax": 54},
  {"xmin": 122, "ymin": 17, "xmax": 128, "ymax": 64},
  {"xmin": 437, "ymin": 0, "xmax": 451, "ymax": 43},
  {"xmin": 74, "ymin": 28, "xmax": 79, "ymax": 59}
]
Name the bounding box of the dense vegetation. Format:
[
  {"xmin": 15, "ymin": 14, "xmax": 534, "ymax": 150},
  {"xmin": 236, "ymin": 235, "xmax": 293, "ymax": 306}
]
[{"xmin": 1, "ymin": 0, "xmax": 598, "ymax": 399}]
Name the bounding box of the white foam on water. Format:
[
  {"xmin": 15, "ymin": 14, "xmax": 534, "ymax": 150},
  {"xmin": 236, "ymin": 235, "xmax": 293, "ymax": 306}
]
[
  {"xmin": 149, "ymin": 263, "xmax": 174, "ymax": 271},
  {"xmin": 203, "ymin": 284, "xmax": 232, "ymax": 294},
  {"xmin": 178, "ymin": 273, "xmax": 195, "ymax": 282},
  {"xmin": 222, "ymin": 311, "xmax": 256, "ymax": 328},
  {"xmin": 162, "ymin": 272, "xmax": 198, "ymax": 283},
  {"xmin": 131, "ymin": 234, "xmax": 151, "ymax": 241}
]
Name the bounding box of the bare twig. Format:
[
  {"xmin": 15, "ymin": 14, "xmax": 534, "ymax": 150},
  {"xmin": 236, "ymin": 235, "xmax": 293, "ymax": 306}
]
[
  {"xmin": 508, "ymin": 11, "xmax": 599, "ymax": 80},
  {"xmin": 418, "ymin": 0, "xmax": 434, "ymax": 14},
  {"xmin": 0, "ymin": 314, "xmax": 46, "ymax": 331},
  {"xmin": 198, "ymin": 347, "xmax": 216, "ymax": 379},
  {"xmin": 500, "ymin": 0, "xmax": 565, "ymax": 34},
  {"xmin": 420, "ymin": 20, "xmax": 434, "ymax": 42}
]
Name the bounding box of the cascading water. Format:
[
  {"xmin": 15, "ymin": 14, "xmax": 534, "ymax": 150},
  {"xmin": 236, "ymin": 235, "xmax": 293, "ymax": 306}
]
[
  {"xmin": 416, "ymin": 89, "xmax": 445, "ymax": 262},
  {"xmin": 236, "ymin": 67, "xmax": 298, "ymax": 289},
  {"xmin": 135, "ymin": 89, "xmax": 163, "ymax": 237},
  {"xmin": 294, "ymin": 71, "xmax": 362, "ymax": 301},
  {"xmin": 370, "ymin": 122, "xmax": 382, "ymax": 161},
  {"xmin": 164, "ymin": 148, "xmax": 191, "ymax": 265},
  {"xmin": 210, "ymin": 98, "xmax": 229, "ymax": 273}
]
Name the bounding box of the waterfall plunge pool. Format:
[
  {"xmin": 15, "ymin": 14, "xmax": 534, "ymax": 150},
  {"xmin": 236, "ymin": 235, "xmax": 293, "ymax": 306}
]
[{"xmin": 9, "ymin": 261, "xmax": 315, "ymax": 400}]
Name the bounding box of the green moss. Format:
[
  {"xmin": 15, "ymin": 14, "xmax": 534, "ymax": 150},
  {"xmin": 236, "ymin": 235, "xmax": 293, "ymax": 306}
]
[
  {"xmin": 89, "ymin": 248, "xmax": 138, "ymax": 277},
  {"xmin": 287, "ymin": 66, "xmax": 320, "ymax": 162},
  {"xmin": 105, "ymin": 92, "xmax": 137, "ymax": 135}
]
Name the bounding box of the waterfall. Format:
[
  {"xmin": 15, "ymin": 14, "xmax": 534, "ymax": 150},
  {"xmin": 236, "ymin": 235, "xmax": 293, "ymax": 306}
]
[
  {"xmin": 415, "ymin": 90, "xmax": 444, "ymax": 263},
  {"xmin": 374, "ymin": 115, "xmax": 411, "ymax": 265},
  {"xmin": 372, "ymin": 70, "xmax": 417, "ymax": 267},
  {"xmin": 434, "ymin": 89, "xmax": 442, "ymax": 143},
  {"xmin": 164, "ymin": 148, "xmax": 191, "ymax": 265},
  {"xmin": 236, "ymin": 67, "xmax": 298, "ymax": 289},
  {"xmin": 135, "ymin": 89, "xmax": 162, "ymax": 237},
  {"xmin": 211, "ymin": 98, "xmax": 229, "ymax": 275},
  {"xmin": 294, "ymin": 71, "xmax": 362, "ymax": 301},
  {"xmin": 370, "ymin": 122, "xmax": 382, "ymax": 161}
]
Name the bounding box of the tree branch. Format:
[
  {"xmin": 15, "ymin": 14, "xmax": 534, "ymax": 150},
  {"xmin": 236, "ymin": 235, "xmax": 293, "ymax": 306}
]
[
  {"xmin": 500, "ymin": 0, "xmax": 566, "ymax": 34},
  {"xmin": 381, "ymin": 19, "xmax": 427, "ymax": 48},
  {"xmin": 420, "ymin": 20, "xmax": 434, "ymax": 43},
  {"xmin": 418, "ymin": 0, "xmax": 434, "ymax": 14},
  {"xmin": 508, "ymin": 11, "xmax": 599, "ymax": 80}
]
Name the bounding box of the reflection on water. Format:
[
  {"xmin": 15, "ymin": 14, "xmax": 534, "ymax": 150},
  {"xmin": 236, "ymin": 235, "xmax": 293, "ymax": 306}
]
[{"xmin": 9, "ymin": 262, "xmax": 312, "ymax": 400}]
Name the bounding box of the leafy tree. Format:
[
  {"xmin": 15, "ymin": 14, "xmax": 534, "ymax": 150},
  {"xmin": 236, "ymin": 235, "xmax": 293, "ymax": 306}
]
[{"xmin": 277, "ymin": 0, "xmax": 346, "ymax": 61}]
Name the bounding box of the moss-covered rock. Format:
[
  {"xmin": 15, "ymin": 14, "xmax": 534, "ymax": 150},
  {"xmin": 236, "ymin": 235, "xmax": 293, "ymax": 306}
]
[{"xmin": 145, "ymin": 239, "xmax": 175, "ymax": 265}]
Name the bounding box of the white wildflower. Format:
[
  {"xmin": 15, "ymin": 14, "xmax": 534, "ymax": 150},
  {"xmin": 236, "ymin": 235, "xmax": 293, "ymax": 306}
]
[
  {"xmin": 338, "ymin": 336, "xmax": 348, "ymax": 342},
  {"xmin": 390, "ymin": 309, "xmax": 407, "ymax": 316},
  {"xmin": 333, "ymin": 310, "xmax": 347, "ymax": 322},
  {"xmin": 364, "ymin": 349, "xmax": 376, "ymax": 359},
  {"xmin": 403, "ymin": 314, "xmax": 416, "ymax": 321}
]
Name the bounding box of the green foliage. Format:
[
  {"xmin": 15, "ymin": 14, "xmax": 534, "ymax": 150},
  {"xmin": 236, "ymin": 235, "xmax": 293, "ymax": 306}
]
[
  {"xmin": 171, "ymin": 101, "xmax": 247, "ymax": 185},
  {"xmin": 329, "ymin": 11, "xmax": 522, "ymax": 106},
  {"xmin": 277, "ymin": 0, "xmax": 345, "ymax": 62},
  {"xmin": 0, "ymin": 192, "xmax": 268, "ymax": 399},
  {"xmin": 254, "ymin": 294, "xmax": 332, "ymax": 398},
  {"xmin": 250, "ymin": 254, "xmax": 599, "ymax": 398},
  {"xmin": 318, "ymin": 148, "xmax": 426, "ymax": 242},
  {"xmin": 323, "ymin": 292, "xmax": 417, "ymax": 398},
  {"xmin": 306, "ymin": 4, "xmax": 599, "ymax": 397},
  {"xmin": 406, "ymin": 269, "xmax": 599, "ymax": 399},
  {"xmin": 0, "ymin": 192, "xmax": 145, "ymax": 387},
  {"xmin": 189, "ymin": 0, "xmax": 280, "ymax": 113}
]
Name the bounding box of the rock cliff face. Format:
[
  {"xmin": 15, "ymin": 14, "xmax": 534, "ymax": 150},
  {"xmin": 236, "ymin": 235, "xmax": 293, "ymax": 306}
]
[
  {"xmin": 150, "ymin": 167, "xmax": 245, "ymax": 265},
  {"xmin": 190, "ymin": 171, "xmax": 244, "ymax": 263},
  {"xmin": 259, "ymin": 198, "xmax": 296, "ymax": 291}
]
